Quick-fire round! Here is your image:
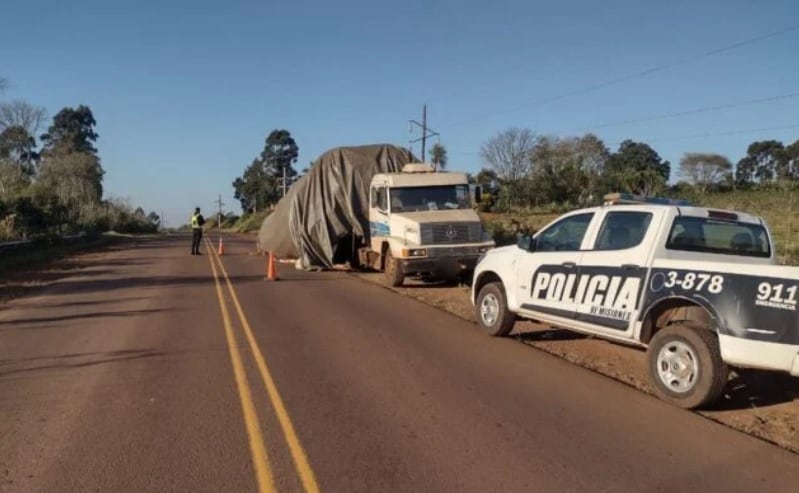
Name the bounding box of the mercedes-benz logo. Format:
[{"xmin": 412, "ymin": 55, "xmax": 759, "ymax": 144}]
[{"xmin": 445, "ymin": 225, "xmax": 457, "ymax": 240}]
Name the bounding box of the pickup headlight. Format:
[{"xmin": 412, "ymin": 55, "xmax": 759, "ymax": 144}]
[{"xmin": 401, "ymin": 248, "xmax": 427, "ymax": 257}]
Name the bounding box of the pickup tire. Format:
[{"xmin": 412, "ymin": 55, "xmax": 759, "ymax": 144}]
[
  {"xmin": 383, "ymin": 250, "xmax": 404, "ymax": 287},
  {"xmin": 647, "ymin": 324, "xmax": 729, "ymax": 409},
  {"xmin": 475, "ymin": 282, "xmax": 515, "ymax": 337}
]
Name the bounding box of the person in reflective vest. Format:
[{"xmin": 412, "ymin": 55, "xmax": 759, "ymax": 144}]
[{"xmin": 190, "ymin": 207, "xmax": 206, "ymax": 255}]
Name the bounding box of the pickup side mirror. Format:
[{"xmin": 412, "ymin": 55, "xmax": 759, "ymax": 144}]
[
  {"xmin": 473, "ymin": 185, "xmax": 482, "ymax": 204},
  {"xmin": 517, "ymin": 234, "xmax": 535, "ymax": 252}
]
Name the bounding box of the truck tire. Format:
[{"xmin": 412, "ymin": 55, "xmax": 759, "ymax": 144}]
[
  {"xmin": 475, "ymin": 282, "xmax": 515, "ymax": 337},
  {"xmin": 647, "ymin": 324, "xmax": 729, "ymax": 409},
  {"xmin": 383, "ymin": 250, "xmax": 404, "ymax": 287}
]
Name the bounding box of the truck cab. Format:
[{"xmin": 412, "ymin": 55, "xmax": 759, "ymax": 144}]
[{"xmin": 359, "ymin": 163, "xmax": 495, "ymax": 286}]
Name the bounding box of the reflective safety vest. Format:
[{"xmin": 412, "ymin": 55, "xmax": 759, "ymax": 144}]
[{"xmin": 191, "ymin": 213, "xmax": 201, "ymax": 229}]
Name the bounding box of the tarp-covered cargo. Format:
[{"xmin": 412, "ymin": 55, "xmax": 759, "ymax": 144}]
[{"xmin": 257, "ymin": 144, "xmax": 416, "ymax": 269}]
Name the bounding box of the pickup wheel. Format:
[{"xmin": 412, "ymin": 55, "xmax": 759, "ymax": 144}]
[
  {"xmin": 475, "ymin": 282, "xmax": 515, "ymax": 337},
  {"xmin": 383, "ymin": 250, "xmax": 404, "ymax": 287},
  {"xmin": 647, "ymin": 324, "xmax": 729, "ymax": 409}
]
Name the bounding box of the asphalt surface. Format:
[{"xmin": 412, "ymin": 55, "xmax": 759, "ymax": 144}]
[{"xmin": 2, "ymin": 233, "xmax": 799, "ymax": 492}]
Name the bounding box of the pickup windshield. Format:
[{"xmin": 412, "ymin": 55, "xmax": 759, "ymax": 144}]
[
  {"xmin": 390, "ymin": 185, "xmax": 471, "ymax": 212},
  {"xmin": 666, "ymin": 216, "xmax": 771, "ymax": 258}
]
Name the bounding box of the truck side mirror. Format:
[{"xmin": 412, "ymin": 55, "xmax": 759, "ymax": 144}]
[
  {"xmin": 474, "ymin": 186, "xmax": 482, "ymax": 203},
  {"xmin": 517, "ymin": 234, "xmax": 535, "ymax": 252}
]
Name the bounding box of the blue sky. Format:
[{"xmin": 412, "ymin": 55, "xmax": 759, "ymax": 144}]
[{"xmin": 1, "ymin": 0, "xmax": 797, "ymax": 226}]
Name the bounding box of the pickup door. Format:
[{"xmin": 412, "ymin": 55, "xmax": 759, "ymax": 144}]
[
  {"xmin": 515, "ymin": 212, "xmax": 595, "ymax": 322},
  {"xmin": 573, "ymin": 209, "xmax": 664, "ymax": 338},
  {"xmin": 517, "ymin": 208, "xmax": 664, "ymax": 339}
]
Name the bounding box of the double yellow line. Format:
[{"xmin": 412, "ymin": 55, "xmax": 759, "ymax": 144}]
[{"xmin": 206, "ymin": 238, "xmax": 319, "ymax": 493}]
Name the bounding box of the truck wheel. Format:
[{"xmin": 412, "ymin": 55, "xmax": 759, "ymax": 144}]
[
  {"xmin": 475, "ymin": 282, "xmax": 515, "ymax": 337},
  {"xmin": 383, "ymin": 250, "xmax": 404, "ymax": 287},
  {"xmin": 647, "ymin": 324, "xmax": 729, "ymax": 409}
]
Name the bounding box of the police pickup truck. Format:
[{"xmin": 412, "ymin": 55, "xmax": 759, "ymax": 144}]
[{"xmin": 472, "ymin": 193, "xmax": 799, "ymax": 409}]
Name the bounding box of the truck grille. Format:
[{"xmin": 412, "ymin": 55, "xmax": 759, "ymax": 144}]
[
  {"xmin": 428, "ymin": 246, "xmax": 480, "ymax": 257},
  {"xmin": 421, "ymin": 223, "xmax": 482, "ymax": 244}
]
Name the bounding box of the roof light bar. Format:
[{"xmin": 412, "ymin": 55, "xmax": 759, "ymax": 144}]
[{"xmin": 603, "ymin": 193, "xmax": 693, "ymax": 206}]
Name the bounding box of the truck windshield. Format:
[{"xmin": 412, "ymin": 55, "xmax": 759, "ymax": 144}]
[
  {"xmin": 390, "ymin": 185, "xmax": 472, "ymax": 212},
  {"xmin": 666, "ymin": 216, "xmax": 771, "ymax": 258}
]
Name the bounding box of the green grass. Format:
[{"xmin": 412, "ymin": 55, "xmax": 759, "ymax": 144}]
[
  {"xmin": 687, "ymin": 188, "xmax": 799, "ymax": 264},
  {"xmin": 231, "ymin": 211, "xmax": 270, "ymax": 233}
]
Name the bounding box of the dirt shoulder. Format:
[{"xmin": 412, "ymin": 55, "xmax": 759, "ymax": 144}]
[{"xmin": 352, "ymin": 271, "xmax": 799, "ymax": 454}]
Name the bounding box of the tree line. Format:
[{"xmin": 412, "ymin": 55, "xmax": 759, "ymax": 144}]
[
  {"xmin": 0, "ymin": 77, "xmax": 160, "ymax": 241},
  {"xmin": 229, "ymin": 125, "xmax": 796, "ymax": 216},
  {"xmin": 474, "ymin": 127, "xmax": 799, "ymax": 212}
]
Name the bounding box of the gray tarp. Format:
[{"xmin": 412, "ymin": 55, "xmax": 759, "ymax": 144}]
[{"xmin": 257, "ymin": 144, "xmax": 416, "ymax": 269}]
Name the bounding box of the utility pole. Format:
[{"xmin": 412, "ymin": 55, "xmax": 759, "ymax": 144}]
[
  {"xmin": 409, "ymin": 104, "xmax": 439, "ymax": 163},
  {"xmin": 215, "ymin": 194, "xmax": 225, "ymax": 233},
  {"xmin": 282, "ymin": 166, "xmax": 288, "ymax": 197}
]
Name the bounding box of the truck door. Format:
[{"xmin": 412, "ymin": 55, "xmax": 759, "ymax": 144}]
[
  {"xmin": 369, "ymin": 185, "xmax": 389, "ymax": 251},
  {"xmin": 516, "ymin": 212, "xmax": 595, "ymax": 322},
  {"xmin": 574, "ymin": 209, "xmax": 663, "ymax": 337}
]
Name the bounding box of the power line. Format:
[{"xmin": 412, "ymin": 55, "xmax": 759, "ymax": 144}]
[
  {"xmin": 442, "ymin": 23, "xmax": 799, "ymax": 129},
  {"xmin": 618, "ymin": 123, "xmax": 799, "ymax": 146},
  {"xmin": 450, "ymin": 123, "xmax": 799, "ymax": 158},
  {"xmin": 563, "ymin": 91, "xmax": 799, "ymax": 133}
]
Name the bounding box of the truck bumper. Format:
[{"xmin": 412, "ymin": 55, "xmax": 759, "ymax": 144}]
[
  {"xmin": 718, "ymin": 334, "xmax": 799, "ymax": 376},
  {"xmin": 400, "ymin": 256, "xmax": 479, "ymax": 279}
]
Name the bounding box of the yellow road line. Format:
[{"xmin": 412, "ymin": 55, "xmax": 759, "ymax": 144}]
[
  {"xmin": 209, "ymin": 240, "xmax": 321, "ymax": 493},
  {"xmin": 206, "ymin": 245, "xmax": 276, "ymax": 493}
]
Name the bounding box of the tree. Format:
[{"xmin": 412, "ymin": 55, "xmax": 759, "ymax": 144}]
[
  {"xmin": 785, "ymin": 139, "xmax": 799, "ymax": 180},
  {"xmin": 475, "ymin": 168, "xmax": 498, "ymax": 191},
  {"xmin": 147, "ymin": 211, "xmax": 161, "ymax": 228},
  {"xmin": 735, "ymin": 140, "xmax": 785, "ymax": 185},
  {"xmin": 37, "ymin": 148, "xmax": 104, "ymax": 215},
  {"xmin": 233, "ymin": 158, "xmax": 270, "ymax": 212},
  {"xmin": 480, "ymin": 128, "xmax": 536, "ymax": 209},
  {"xmin": 679, "ymin": 153, "xmax": 732, "ymax": 193},
  {"xmin": 0, "ymin": 100, "xmax": 47, "ymax": 139},
  {"xmin": 602, "ymin": 140, "xmax": 670, "ymax": 196},
  {"xmin": 429, "ymin": 143, "xmax": 448, "ymax": 171},
  {"xmin": 530, "ymin": 134, "xmax": 609, "ymax": 205},
  {"xmin": 0, "ymin": 124, "xmax": 37, "ymax": 161},
  {"xmin": 0, "ymin": 126, "xmax": 38, "ymax": 199},
  {"xmin": 261, "ymin": 129, "xmax": 298, "ymax": 193},
  {"xmin": 233, "ymin": 129, "xmax": 300, "ymax": 212},
  {"xmin": 479, "ymin": 128, "xmax": 535, "ymax": 181},
  {"xmin": 40, "ymin": 105, "xmax": 99, "ymax": 154}
]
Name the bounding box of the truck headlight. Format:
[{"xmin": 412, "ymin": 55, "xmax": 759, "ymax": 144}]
[{"xmin": 401, "ymin": 248, "xmax": 427, "ymax": 257}]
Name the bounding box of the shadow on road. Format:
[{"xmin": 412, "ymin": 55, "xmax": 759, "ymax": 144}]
[
  {"xmin": 28, "ymin": 296, "xmax": 151, "ymax": 310},
  {"xmin": 0, "ymin": 308, "xmax": 169, "ymax": 329},
  {"xmin": 0, "ymin": 348, "xmax": 165, "ymax": 378}
]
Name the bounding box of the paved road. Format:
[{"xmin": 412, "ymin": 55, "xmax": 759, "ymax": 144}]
[{"xmin": 1, "ymin": 234, "xmax": 798, "ymax": 492}]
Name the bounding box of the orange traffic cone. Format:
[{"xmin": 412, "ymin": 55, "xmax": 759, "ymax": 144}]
[
  {"xmin": 266, "ymin": 251, "xmax": 279, "ymax": 281},
  {"xmin": 218, "ymin": 237, "xmax": 225, "ymax": 255}
]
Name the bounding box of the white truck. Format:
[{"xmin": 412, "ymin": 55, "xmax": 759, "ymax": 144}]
[
  {"xmin": 471, "ymin": 193, "xmax": 799, "ymax": 409},
  {"xmin": 358, "ymin": 163, "xmax": 495, "ymax": 287}
]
